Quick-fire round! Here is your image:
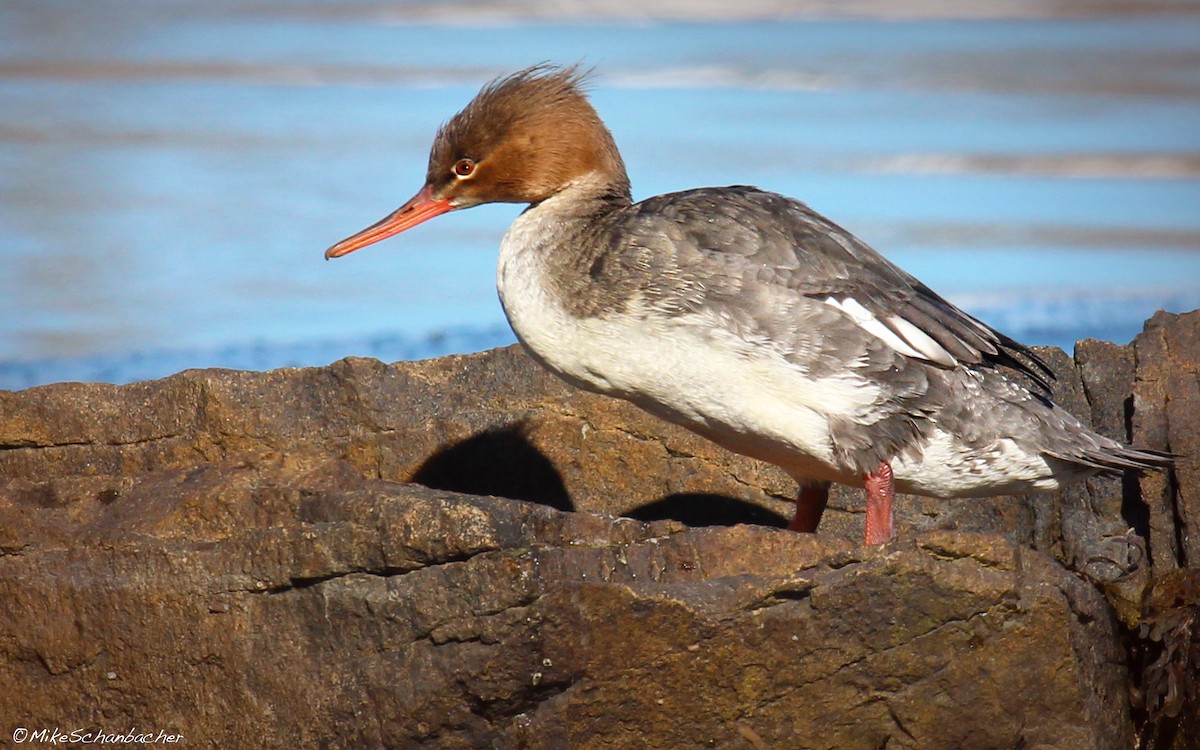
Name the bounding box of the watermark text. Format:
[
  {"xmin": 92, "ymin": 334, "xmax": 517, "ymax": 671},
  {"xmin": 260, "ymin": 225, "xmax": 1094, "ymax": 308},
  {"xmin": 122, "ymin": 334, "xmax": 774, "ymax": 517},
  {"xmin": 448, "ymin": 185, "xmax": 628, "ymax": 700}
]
[{"xmin": 12, "ymin": 727, "xmax": 183, "ymax": 744}]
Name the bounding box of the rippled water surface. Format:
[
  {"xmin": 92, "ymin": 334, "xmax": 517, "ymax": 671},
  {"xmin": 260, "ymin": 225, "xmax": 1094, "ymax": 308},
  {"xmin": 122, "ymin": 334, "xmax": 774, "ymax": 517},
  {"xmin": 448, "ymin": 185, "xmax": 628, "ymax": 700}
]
[{"xmin": 2, "ymin": 1, "xmax": 1199, "ymax": 388}]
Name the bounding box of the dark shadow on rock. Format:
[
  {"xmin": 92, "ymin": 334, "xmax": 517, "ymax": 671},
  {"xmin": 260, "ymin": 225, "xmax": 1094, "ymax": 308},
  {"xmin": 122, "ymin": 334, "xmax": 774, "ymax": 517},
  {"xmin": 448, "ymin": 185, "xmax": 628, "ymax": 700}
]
[
  {"xmin": 1123, "ymin": 470, "xmax": 1153, "ymax": 542},
  {"xmin": 1121, "ymin": 394, "xmax": 1153, "ymax": 541},
  {"xmin": 410, "ymin": 423, "xmax": 574, "ymax": 512},
  {"xmin": 626, "ymin": 493, "xmax": 789, "ymax": 529}
]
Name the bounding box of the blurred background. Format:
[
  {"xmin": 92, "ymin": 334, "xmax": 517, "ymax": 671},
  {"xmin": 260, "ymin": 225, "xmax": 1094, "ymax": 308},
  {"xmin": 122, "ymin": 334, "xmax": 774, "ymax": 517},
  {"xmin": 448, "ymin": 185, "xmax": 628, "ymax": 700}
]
[{"xmin": 2, "ymin": 0, "xmax": 1199, "ymax": 389}]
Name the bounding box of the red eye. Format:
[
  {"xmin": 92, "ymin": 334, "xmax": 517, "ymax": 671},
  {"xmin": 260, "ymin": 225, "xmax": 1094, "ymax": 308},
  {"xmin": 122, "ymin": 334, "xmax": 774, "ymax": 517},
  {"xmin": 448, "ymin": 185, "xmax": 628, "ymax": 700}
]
[{"xmin": 453, "ymin": 158, "xmax": 476, "ymax": 177}]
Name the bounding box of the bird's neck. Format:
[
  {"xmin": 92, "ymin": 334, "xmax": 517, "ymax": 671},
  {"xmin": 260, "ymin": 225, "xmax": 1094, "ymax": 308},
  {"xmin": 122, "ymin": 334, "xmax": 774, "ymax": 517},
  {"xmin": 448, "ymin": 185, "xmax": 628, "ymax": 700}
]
[
  {"xmin": 535, "ymin": 167, "xmax": 632, "ymax": 214},
  {"xmin": 497, "ymin": 170, "xmax": 638, "ymax": 322}
]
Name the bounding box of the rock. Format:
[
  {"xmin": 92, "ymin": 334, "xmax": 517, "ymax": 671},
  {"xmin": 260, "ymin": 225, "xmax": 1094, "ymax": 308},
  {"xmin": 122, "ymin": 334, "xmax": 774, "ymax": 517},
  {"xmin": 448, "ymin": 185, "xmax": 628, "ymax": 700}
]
[
  {"xmin": 1131, "ymin": 568, "xmax": 1200, "ymax": 747},
  {"xmin": 0, "ymin": 456, "xmax": 1132, "ymax": 749},
  {"xmin": 0, "ymin": 349, "xmax": 795, "ymax": 526},
  {"xmin": 1, "ymin": 310, "xmax": 1196, "ymax": 747},
  {"xmin": 1134, "ymin": 310, "xmax": 1200, "ymax": 571}
]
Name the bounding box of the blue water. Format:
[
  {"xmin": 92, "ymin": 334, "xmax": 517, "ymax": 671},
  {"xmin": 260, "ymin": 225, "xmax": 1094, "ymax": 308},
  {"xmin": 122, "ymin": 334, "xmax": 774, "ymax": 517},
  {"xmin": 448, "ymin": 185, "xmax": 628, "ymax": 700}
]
[{"xmin": 2, "ymin": 4, "xmax": 1199, "ymax": 390}]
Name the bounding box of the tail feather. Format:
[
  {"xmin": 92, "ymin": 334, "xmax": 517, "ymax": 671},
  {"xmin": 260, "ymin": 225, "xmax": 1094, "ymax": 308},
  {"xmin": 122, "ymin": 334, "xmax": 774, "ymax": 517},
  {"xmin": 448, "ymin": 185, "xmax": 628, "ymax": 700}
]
[{"xmin": 1046, "ymin": 445, "xmax": 1175, "ymax": 476}]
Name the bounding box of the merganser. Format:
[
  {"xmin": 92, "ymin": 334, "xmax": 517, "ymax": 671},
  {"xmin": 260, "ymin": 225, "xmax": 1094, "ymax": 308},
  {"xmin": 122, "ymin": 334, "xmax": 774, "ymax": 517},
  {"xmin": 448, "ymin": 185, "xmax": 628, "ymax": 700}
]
[{"xmin": 325, "ymin": 64, "xmax": 1172, "ymax": 545}]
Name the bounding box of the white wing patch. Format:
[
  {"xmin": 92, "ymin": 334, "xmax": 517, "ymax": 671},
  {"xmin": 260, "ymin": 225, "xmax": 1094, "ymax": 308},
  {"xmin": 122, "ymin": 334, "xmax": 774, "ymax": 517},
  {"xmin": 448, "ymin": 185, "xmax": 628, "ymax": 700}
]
[
  {"xmin": 824, "ymin": 296, "xmax": 956, "ymax": 367},
  {"xmin": 886, "ymin": 314, "xmax": 957, "ymax": 367}
]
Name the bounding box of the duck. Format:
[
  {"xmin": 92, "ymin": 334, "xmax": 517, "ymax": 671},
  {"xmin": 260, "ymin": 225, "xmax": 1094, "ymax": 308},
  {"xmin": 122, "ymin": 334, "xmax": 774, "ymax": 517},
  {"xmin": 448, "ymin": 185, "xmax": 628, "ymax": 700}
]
[{"xmin": 325, "ymin": 64, "xmax": 1172, "ymax": 545}]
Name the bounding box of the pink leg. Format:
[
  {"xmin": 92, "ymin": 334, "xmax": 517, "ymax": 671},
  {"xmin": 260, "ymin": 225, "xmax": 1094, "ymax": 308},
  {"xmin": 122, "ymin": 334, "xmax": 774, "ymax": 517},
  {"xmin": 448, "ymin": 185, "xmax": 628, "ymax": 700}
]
[
  {"xmin": 863, "ymin": 462, "xmax": 895, "ymax": 545},
  {"xmin": 787, "ymin": 481, "xmax": 830, "ymax": 533}
]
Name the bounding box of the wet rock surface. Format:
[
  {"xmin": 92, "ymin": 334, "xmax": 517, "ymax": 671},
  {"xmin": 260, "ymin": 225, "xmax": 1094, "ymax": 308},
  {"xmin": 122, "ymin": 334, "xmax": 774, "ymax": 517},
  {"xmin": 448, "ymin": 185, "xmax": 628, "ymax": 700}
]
[{"xmin": 1, "ymin": 310, "xmax": 1197, "ymax": 748}]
